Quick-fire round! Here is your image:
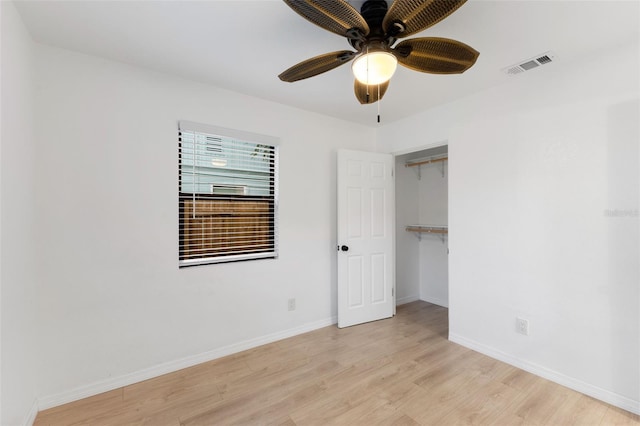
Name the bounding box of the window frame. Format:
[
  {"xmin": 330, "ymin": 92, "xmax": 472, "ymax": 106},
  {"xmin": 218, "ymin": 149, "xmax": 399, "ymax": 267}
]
[{"xmin": 178, "ymin": 121, "xmax": 279, "ymax": 267}]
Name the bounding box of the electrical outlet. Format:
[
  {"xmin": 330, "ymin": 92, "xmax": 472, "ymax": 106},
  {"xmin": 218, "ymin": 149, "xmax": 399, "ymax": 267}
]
[
  {"xmin": 288, "ymin": 298, "xmax": 296, "ymax": 311},
  {"xmin": 516, "ymin": 317, "xmax": 529, "ymax": 335}
]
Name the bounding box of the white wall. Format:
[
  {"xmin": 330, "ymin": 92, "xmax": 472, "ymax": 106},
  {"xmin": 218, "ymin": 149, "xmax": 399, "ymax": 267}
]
[
  {"xmin": 0, "ymin": 2, "xmax": 39, "ymax": 425},
  {"xmin": 417, "ymin": 161, "xmax": 449, "ymax": 307},
  {"xmin": 379, "ymin": 41, "xmax": 640, "ymax": 413},
  {"xmin": 32, "ymin": 44, "xmax": 376, "ymax": 406}
]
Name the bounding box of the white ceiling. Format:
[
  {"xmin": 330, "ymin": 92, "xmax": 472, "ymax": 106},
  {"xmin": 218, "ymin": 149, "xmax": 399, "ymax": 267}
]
[{"xmin": 14, "ymin": 0, "xmax": 640, "ymax": 127}]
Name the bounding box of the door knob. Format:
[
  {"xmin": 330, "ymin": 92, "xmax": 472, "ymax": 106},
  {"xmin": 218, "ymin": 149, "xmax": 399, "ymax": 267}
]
[{"xmin": 340, "ymin": 245, "xmax": 349, "ymax": 252}]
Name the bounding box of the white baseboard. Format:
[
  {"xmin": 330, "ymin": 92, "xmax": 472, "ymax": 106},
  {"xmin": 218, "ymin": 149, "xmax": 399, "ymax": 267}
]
[
  {"xmin": 396, "ymin": 295, "xmax": 420, "ymax": 306},
  {"xmin": 420, "ymin": 296, "xmax": 449, "ymax": 308},
  {"xmin": 38, "ymin": 316, "xmax": 337, "ymax": 412},
  {"xmin": 24, "ymin": 398, "xmax": 39, "ymax": 426},
  {"xmin": 449, "ymin": 333, "xmax": 640, "ymax": 416}
]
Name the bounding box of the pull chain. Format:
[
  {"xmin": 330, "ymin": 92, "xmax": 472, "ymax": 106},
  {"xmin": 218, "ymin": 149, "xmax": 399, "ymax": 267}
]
[
  {"xmin": 365, "ymin": 46, "xmax": 370, "ymax": 103},
  {"xmin": 377, "ymin": 84, "xmax": 381, "ymax": 123}
]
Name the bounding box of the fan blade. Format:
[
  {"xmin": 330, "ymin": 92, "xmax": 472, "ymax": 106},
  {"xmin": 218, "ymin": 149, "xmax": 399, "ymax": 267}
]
[
  {"xmin": 279, "ymin": 51, "xmax": 357, "ymax": 82},
  {"xmin": 383, "ymin": 0, "xmax": 468, "ymax": 39},
  {"xmin": 354, "ymin": 80, "xmax": 389, "ymax": 104},
  {"xmin": 393, "ymin": 37, "xmax": 479, "ymax": 74},
  {"xmin": 283, "ymin": 0, "xmax": 369, "ymax": 39}
]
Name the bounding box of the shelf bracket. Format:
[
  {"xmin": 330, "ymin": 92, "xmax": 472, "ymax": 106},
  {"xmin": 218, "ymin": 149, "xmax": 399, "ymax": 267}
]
[
  {"xmin": 411, "ymin": 165, "xmax": 421, "ymax": 180},
  {"xmin": 409, "ymin": 230, "xmax": 447, "ymax": 244}
]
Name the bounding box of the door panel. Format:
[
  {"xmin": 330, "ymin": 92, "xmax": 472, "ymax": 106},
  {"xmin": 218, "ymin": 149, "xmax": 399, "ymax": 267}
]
[
  {"xmin": 347, "ymin": 188, "xmax": 363, "ymax": 238},
  {"xmin": 371, "ymin": 188, "xmax": 385, "ymax": 237},
  {"xmin": 338, "ymin": 149, "xmax": 395, "ymax": 328},
  {"xmin": 371, "ymin": 253, "xmax": 386, "ymax": 303},
  {"xmin": 348, "ymin": 256, "xmax": 364, "ymax": 308}
]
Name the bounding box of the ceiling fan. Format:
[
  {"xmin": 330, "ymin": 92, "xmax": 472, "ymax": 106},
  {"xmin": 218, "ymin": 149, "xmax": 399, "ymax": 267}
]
[{"xmin": 279, "ymin": 0, "xmax": 479, "ymax": 104}]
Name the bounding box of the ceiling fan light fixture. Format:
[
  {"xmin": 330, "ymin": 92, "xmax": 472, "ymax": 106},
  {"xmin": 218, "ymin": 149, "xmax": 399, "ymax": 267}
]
[
  {"xmin": 352, "ymin": 50, "xmax": 398, "ymax": 85},
  {"xmin": 280, "ymin": 0, "xmax": 478, "ymax": 105}
]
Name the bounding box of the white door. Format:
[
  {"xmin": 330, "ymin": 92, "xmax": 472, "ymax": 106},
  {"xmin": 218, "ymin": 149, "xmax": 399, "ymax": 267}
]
[{"xmin": 337, "ymin": 149, "xmax": 395, "ymax": 328}]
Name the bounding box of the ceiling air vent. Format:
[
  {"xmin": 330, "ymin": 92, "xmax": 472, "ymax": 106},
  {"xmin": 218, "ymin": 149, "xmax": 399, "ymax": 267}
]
[{"xmin": 502, "ymin": 52, "xmax": 556, "ymax": 76}]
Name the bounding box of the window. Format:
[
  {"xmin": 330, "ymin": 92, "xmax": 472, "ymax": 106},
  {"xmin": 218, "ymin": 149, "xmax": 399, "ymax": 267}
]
[{"xmin": 178, "ymin": 121, "xmax": 278, "ymax": 267}]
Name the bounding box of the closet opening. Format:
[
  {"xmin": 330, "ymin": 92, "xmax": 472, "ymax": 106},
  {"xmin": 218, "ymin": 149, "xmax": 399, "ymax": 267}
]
[{"xmin": 395, "ymin": 144, "xmax": 449, "ymax": 317}]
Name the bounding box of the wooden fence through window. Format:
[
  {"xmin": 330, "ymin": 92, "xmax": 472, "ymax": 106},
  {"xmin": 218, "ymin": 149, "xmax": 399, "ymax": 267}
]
[{"xmin": 180, "ymin": 198, "xmax": 273, "ymax": 260}]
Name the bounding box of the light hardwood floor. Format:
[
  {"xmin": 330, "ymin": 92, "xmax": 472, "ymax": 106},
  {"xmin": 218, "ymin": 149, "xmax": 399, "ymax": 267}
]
[{"xmin": 35, "ymin": 301, "xmax": 639, "ymax": 425}]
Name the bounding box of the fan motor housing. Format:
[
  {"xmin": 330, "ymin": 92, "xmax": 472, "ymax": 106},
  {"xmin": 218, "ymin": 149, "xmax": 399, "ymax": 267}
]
[
  {"xmin": 361, "ymin": 0, "xmax": 388, "ymax": 35},
  {"xmin": 349, "ymin": 0, "xmax": 392, "ymax": 50}
]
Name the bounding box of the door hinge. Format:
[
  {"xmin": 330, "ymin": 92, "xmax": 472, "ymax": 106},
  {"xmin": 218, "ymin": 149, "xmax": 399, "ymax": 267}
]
[{"xmin": 392, "ymin": 288, "xmax": 394, "ymax": 297}]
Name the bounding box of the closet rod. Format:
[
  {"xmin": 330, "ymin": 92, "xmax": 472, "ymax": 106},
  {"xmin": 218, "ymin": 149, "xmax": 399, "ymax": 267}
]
[
  {"xmin": 405, "ymin": 156, "xmax": 448, "ymax": 168},
  {"xmin": 406, "ymin": 226, "xmax": 448, "ymax": 234}
]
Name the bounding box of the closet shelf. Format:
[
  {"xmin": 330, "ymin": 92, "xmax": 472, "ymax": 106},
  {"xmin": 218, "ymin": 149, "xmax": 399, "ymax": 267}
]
[
  {"xmin": 406, "ymin": 225, "xmax": 447, "ymax": 234},
  {"xmin": 405, "ymin": 156, "xmax": 448, "ymax": 168},
  {"xmin": 405, "ymin": 155, "xmax": 448, "ymax": 179},
  {"xmin": 406, "ymin": 225, "xmax": 448, "ymax": 243}
]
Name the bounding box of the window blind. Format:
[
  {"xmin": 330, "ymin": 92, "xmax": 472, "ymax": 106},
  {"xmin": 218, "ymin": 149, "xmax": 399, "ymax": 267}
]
[{"xmin": 178, "ymin": 121, "xmax": 278, "ymax": 267}]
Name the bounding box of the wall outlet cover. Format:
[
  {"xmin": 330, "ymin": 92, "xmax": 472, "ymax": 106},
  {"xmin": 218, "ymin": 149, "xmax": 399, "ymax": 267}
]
[{"xmin": 516, "ymin": 317, "xmax": 529, "ymax": 335}]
